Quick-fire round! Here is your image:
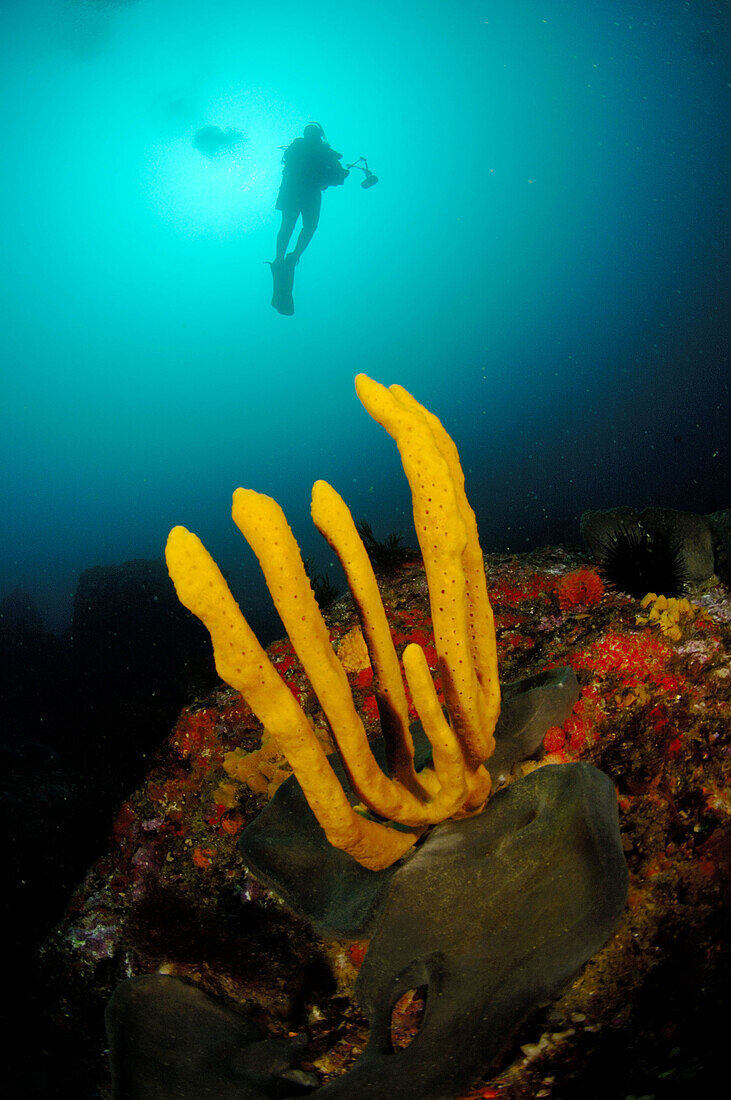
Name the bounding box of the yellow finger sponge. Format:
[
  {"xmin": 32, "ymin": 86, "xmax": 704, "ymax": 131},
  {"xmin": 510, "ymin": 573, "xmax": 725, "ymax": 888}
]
[
  {"xmin": 165, "ymin": 525, "xmax": 421, "ymax": 870},
  {"xmin": 165, "ymin": 375, "xmax": 500, "ymax": 870}
]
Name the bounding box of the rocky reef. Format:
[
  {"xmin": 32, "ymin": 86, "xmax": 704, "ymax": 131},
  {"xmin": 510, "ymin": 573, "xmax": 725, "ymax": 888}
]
[{"xmin": 36, "ymin": 543, "xmax": 729, "ymax": 1098}]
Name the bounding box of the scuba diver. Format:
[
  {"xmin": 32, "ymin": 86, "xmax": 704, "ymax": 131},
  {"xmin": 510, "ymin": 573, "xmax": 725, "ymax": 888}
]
[
  {"xmin": 269, "ymin": 123, "xmax": 348, "ymax": 314},
  {"xmin": 273, "ymin": 122, "xmax": 348, "ymax": 268}
]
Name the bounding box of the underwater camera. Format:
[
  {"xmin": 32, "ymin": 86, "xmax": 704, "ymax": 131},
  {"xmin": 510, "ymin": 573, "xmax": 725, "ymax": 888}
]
[{"xmin": 347, "ymin": 156, "xmax": 379, "ymax": 188}]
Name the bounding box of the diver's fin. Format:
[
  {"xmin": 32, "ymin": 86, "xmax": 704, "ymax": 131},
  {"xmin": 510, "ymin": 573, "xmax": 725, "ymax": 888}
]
[{"xmin": 269, "ymin": 257, "xmax": 295, "ymax": 316}]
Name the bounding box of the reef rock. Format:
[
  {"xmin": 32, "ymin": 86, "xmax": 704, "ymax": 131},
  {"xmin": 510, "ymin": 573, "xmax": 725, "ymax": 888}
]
[
  {"xmin": 35, "ymin": 545, "xmax": 729, "ymax": 1099},
  {"xmin": 706, "ymin": 508, "xmax": 731, "ymax": 584}
]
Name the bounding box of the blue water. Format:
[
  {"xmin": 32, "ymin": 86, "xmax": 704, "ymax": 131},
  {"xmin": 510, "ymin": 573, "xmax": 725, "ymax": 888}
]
[{"xmin": 2, "ymin": 0, "xmax": 728, "ymax": 638}]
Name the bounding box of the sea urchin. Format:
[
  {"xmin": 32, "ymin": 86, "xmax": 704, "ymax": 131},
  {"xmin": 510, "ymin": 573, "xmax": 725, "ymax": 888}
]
[{"xmin": 598, "ymin": 525, "xmax": 687, "ymax": 598}]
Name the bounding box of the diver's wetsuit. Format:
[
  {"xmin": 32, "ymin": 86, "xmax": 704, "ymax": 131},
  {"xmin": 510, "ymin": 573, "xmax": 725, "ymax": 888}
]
[{"xmin": 275, "ymin": 138, "xmax": 346, "ymax": 264}]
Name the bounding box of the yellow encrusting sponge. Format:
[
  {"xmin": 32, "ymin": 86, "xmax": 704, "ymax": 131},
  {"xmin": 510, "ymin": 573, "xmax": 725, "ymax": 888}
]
[{"xmin": 636, "ymin": 592, "xmax": 699, "ymax": 642}]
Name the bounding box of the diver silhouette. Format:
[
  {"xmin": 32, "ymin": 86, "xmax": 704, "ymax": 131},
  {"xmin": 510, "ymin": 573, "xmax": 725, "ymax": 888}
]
[
  {"xmin": 269, "ymin": 123, "xmax": 348, "ymax": 314},
  {"xmin": 274, "ymin": 123, "xmax": 348, "ymax": 264}
]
